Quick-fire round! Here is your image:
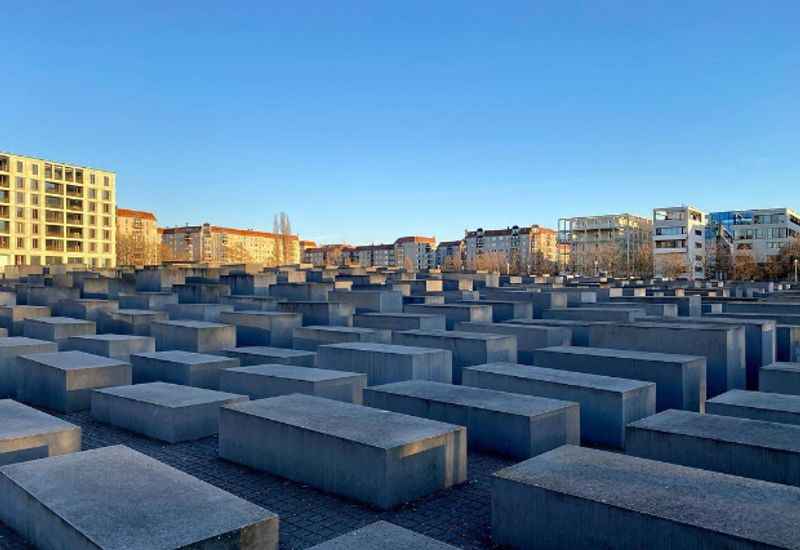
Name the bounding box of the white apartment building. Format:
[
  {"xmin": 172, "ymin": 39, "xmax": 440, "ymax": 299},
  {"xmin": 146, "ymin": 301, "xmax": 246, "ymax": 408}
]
[
  {"xmin": 355, "ymin": 244, "xmax": 395, "ymax": 268},
  {"xmin": 394, "ymin": 236, "xmax": 436, "ymax": 270},
  {"xmin": 557, "ymin": 213, "xmax": 652, "ymax": 273},
  {"xmin": 464, "ymin": 225, "xmax": 557, "ymax": 270},
  {"xmin": 708, "ymin": 208, "xmax": 800, "ymax": 266},
  {"xmin": 653, "ymin": 206, "xmax": 707, "ymax": 279}
]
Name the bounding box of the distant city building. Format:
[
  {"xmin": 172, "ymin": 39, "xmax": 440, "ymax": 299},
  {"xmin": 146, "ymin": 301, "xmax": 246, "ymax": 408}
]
[
  {"xmin": 116, "ymin": 208, "xmax": 159, "ymax": 266},
  {"xmin": 299, "ymin": 240, "xmax": 317, "ymax": 259},
  {"xmin": 464, "ymin": 225, "xmax": 556, "ymax": 271},
  {"xmin": 161, "ymin": 223, "xmax": 299, "ymax": 266},
  {"xmin": 653, "ymin": 206, "xmax": 707, "ymax": 279},
  {"xmin": 354, "ymin": 243, "xmax": 395, "ymax": 267},
  {"xmin": 0, "ymin": 151, "xmax": 117, "ymax": 268},
  {"xmin": 394, "ymin": 236, "xmax": 436, "ymax": 270},
  {"xmin": 558, "ymin": 213, "xmax": 652, "ymax": 274},
  {"xmin": 303, "ymin": 244, "xmax": 357, "ymax": 267},
  {"xmin": 707, "ymin": 208, "xmax": 800, "ymax": 265},
  {"xmin": 435, "ymin": 240, "xmax": 465, "ymax": 269}
]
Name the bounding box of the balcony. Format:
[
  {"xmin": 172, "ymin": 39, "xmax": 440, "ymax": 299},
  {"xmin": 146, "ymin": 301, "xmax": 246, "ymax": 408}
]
[
  {"xmin": 66, "ymin": 241, "xmax": 83, "ymax": 253},
  {"xmin": 45, "ymin": 239, "xmax": 64, "ymax": 252},
  {"xmin": 46, "ymin": 210, "xmax": 65, "ymax": 223},
  {"xmin": 66, "ymin": 185, "xmax": 83, "ymax": 198},
  {"xmin": 66, "ymin": 213, "xmax": 83, "ymax": 225},
  {"xmin": 0, "ymin": 157, "xmax": 8, "ymax": 172},
  {"xmin": 0, "ymin": 176, "xmax": 8, "ymax": 189},
  {"xmin": 46, "ymin": 182, "xmax": 64, "ymax": 195},
  {"xmin": 45, "ymin": 197, "xmax": 64, "ymax": 209},
  {"xmin": 0, "ymin": 206, "xmax": 9, "ymax": 219},
  {"xmin": 46, "ymin": 226, "xmax": 64, "ymax": 238},
  {"xmin": 67, "ymin": 228, "xmax": 83, "ymax": 239},
  {"xmin": 67, "ymin": 199, "xmax": 83, "ymax": 212}
]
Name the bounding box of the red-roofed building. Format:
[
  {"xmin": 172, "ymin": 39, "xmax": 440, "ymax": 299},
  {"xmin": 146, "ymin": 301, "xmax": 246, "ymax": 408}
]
[{"xmin": 116, "ymin": 208, "xmax": 160, "ymax": 266}]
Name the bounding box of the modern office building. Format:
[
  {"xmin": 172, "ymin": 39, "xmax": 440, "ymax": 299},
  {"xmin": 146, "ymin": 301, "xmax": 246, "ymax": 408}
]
[
  {"xmin": 652, "ymin": 206, "xmax": 707, "ymax": 279},
  {"xmin": 161, "ymin": 223, "xmax": 299, "ymax": 266},
  {"xmin": 0, "ymin": 151, "xmax": 117, "ymax": 268},
  {"xmin": 116, "ymin": 208, "xmax": 159, "ymax": 266},
  {"xmin": 464, "ymin": 225, "xmax": 557, "ymax": 271},
  {"xmin": 558, "ymin": 213, "xmax": 652, "ymax": 274}
]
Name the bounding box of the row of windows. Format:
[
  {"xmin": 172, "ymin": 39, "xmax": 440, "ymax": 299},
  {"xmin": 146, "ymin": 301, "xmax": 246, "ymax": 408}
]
[
  {"xmin": 0, "ymin": 221, "xmax": 112, "ymax": 239},
  {"xmin": 735, "ymin": 227, "xmax": 790, "ymax": 240},
  {"xmin": 9, "ymin": 177, "xmax": 113, "ymax": 199},
  {"xmin": 0, "ymin": 237, "xmax": 112, "ymax": 252},
  {"xmin": 6, "ymin": 160, "xmax": 112, "ymax": 187},
  {"xmin": 0, "ymin": 206, "xmax": 112, "ymax": 226}
]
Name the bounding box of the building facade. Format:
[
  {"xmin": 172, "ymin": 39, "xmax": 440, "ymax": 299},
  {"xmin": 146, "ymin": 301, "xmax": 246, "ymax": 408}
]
[
  {"xmin": 464, "ymin": 225, "xmax": 557, "ymax": 272},
  {"xmin": 394, "ymin": 236, "xmax": 436, "ymax": 271},
  {"xmin": 303, "ymin": 244, "xmax": 357, "ymax": 267},
  {"xmin": 0, "ymin": 152, "xmax": 117, "ymax": 268},
  {"xmin": 354, "ymin": 244, "xmax": 395, "ymax": 268},
  {"xmin": 116, "ymin": 208, "xmax": 159, "ymax": 266},
  {"xmin": 558, "ymin": 213, "xmax": 652, "ymax": 274},
  {"xmin": 435, "ymin": 240, "xmax": 465, "ymax": 270},
  {"xmin": 653, "ymin": 206, "xmax": 707, "ymax": 279},
  {"xmin": 161, "ymin": 223, "xmax": 299, "ymax": 266}
]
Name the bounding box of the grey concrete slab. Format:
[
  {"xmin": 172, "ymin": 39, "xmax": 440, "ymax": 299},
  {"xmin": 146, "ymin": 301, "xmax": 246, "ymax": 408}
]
[
  {"xmin": 107, "ymin": 309, "xmax": 168, "ymax": 336},
  {"xmin": 151, "ymin": 320, "xmax": 236, "ymax": 353},
  {"xmin": 219, "ymin": 394, "xmax": 466, "ymax": 510},
  {"xmin": 580, "ymin": 301, "xmax": 679, "ymax": 317},
  {"xmin": 63, "ymin": 334, "xmax": 155, "ymax": 362},
  {"xmin": 611, "ymin": 294, "xmax": 702, "ymax": 317},
  {"xmin": 587, "ymin": 322, "xmax": 746, "ymax": 397},
  {"xmin": 55, "ymin": 299, "xmax": 118, "ymax": 331},
  {"xmin": 16, "ymin": 351, "xmax": 131, "ymax": 413},
  {"xmin": 0, "ymin": 400, "xmax": 80, "ymax": 466},
  {"xmin": 220, "ymin": 364, "xmax": 366, "ymax": 404},
  {"xmin": 707, "ymin": 389, "xmax": 800, "ymax": 427},
  {"xmin": 221, "ymin": 272, "xmax": 277, "ymax": 296},
  {"xmin": 760, "ymin": 362, "xmax": 800, "ymax": 395},
  {"xmin": 403, "ymin": 304, "xmax": 492, "ymax": 330},
  {"xmin": 533, "ymin": 346, "xmax": 706, "ymax": 412},
  {"xmin": 277, "ymin": 301, "xmax": 354, "ymax": 327},
  {"xmin": 457, "ymin": 300, "xmax": 533, "ymax": 322},
  {"xmin": 478, "ymin": 289, "xmax": 567, "ymax": 318},
  {"xmin": 293, "ymin": 325, "xmax": 391, "ymax": 351},
  {"xmin": 0, "ymin": 338, "xmax": 58, "ymax": 398},
  {"xmin": 354, "ymin": 312, "xmax": 447, "ymax": 332},
  {"xmin": 327, "ymin": 289, "xmax": 404, "ymax": 314},
  {"xmin": 392, "ymin": 329, "xmax": 517, "ymax": 384},
  {"xmin": 269, "ymin": 282, "xmax": 332, "ymax": 302},
  {"xmin": 221, "ymin": 346, "xmax": 317, "ymax": 367},
  {"xmin": 0, "ymin": 306, "xmax": 51, "ymax": 336},
  {"xmin": 219, "ymin": 310, "xmax": 302, "ymax": 348},
  {"xmin": 307, "ymin": 521, "xmax": 459, "ymax": 550},
  {"xmin": 135, "ymin": 267, "xmax": 186, "ymax": 291},
  {"xmin": 543, "ymin": 307, "xmax": 646, "ymax": 323},
  {"xmin": 364, "ymin": 380, "xmax": 579, "ymax": 459},
  {"xmin": 318, "ymin": 342, "xmax": 452, "ymax": 385},
  {"xmin": 92, "ymin": 382, "xmax": 248, "ymax": 443},
  {"xmin": 118, "ymin": 291, "xmax": 179, "ymax": 311},
  {"xmin": 463, "ymin": 363, "xmax": 654, "ymax": 449},
  {"xmin": 492, "ymin": 444, "xmax": 800, "ymax": 550},
  {"xmin": 131, "ymin": 350, "xmax": 240, "ymax": 389},
  {"xmin": 164, "ymin": 303, "xmax": 234, "ymax": 322},
  {"xmin": 626, "ymin": 409, "xmax": 800, "ymax": 487},
  {"xmin": 0, "ymin": 445, "xmax": 278, "ymax": 549},
  {"xmin": 505, "ymin": 318, "xmax": 596, "ymax": 346},
  {"xmin": 454, "ymin": 321, "xmax": 570, "ymax": 365},
  {"xmin": 221, "ymin": 295, "xmax": 279, "ymax": 311},
  {"xmin": 23, "ymin": 316, "xmax": 96, "ymax": 348},
  {"xmin": 27, "ymin": 286, "xmax": 80, "ymax": 309},
  {"xmin": 174, "ymin": 282, "xmax": 231, "ymax": 304},
  {"xmin": 777, "ymin": 325, "xmax": 800, "ymax": 362}
]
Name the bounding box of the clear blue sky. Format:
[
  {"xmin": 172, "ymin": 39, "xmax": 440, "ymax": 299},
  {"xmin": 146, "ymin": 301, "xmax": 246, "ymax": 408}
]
[{"xmin": 4, "ymin": 1, "xmax": 799, "ymax": 245}]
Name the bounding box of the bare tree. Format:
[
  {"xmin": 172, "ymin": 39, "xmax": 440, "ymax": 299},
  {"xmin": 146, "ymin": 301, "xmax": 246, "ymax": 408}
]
[
  {"xmin": 657, "ymin": 253, "xmax": 687, "ymax": 279},
  {"xmin": 732, "ymin": 250, "xmax": 759, "ymax": 281}
]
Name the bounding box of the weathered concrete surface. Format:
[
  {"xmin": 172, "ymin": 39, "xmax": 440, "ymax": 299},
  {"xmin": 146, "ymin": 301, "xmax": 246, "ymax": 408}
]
[
  {"xmin": 354, "ymin": 312, "xmax": 447, "ymax": 332},
  {"xmin": 0, "ymin": 338, "xmax": 58, "ymax": 398},
  {"xmin": 118, "ymin": 291, "xmax": 178, "ymax": 311},
  {"xmin": 151, "ymin": 320, "xmax": 236, "ymax": 353},
  {"xmin": 91, "ymin": 382, "xmax": 248, "ymax": 443},
  {"xmin": 221, "ymin": 346, "xmax": 317, "ymax": 367},
  {"xmin": 456, "ymin": 300, "xmax": 533, "ymax": 322},
  {"xmin": 318, "ymin": 342, "xmax": 452, "ymax": 385},
  {"xmin": 0, "ymin": 400, "xmax": 80, "ymax": 466},
  {"xmin": 277, "ymin": 301, "xmax": 354, "ymax": 327},
  {"xmin": 131, "ymin": 350, "xmax": 240, "ymax": 389},
  {"xmin": 626, "ymin": 409, "xmax": 800, "ymax": 487},
  {"xmin": 23, "ymin": 317, "xmax": 96, "ymax": 348},
  {"xmin": 164, "ymin": 303, "xmax": 234, "ymax": 322},
  {"xmin": 777, "ymin": 325, "xmax": 800, "ymax": 362},
  {"xmin": 307, "ymin": 521, "xmax": 459, "ymax": 550},
  {"xmin": 219, "ymin": 310, "xmax": 302, "ymax": 348},
  {"xmin": 543, "ymin": 307, "xmax": 646, "ymax": 323},
  {"xmin": 55, "ymin": 299, "xmax": 118, "ymax": 330},
  {"xmin": 63, "ymin": 334, "xmax": 155, "ymax": 362},
  {"xmin": 107, "ymin": 309, "xmax": 168, "ymax": 336},
  {"xmin": 0, "ymin": 445, "xmax": 279, "ymax": 549},
  {"xmin": 269, "ymin": 282, "xmax": 332, "ymax": 302},
  {"xmin": 707, "ymin": 389, "xmax": 800, "ymax": 427},
  {"xmin": 221, "ymin": 364, "xmax": 366, "ymax": 404},
  {"xmin": 16, "ymin": 351, "xmax": 131, "ymax": 413},
  {"xmin": 454, "ymin": 321, "xmax": 571, "ymax": 365},
  {"xmin": 293, "ymin": 325, "xmax": 391, "ymax": 351},
  {"xmin": 327, "ymin": 290, "xmax": 404, "ymax": 314},
  {"xmin": 219, "ymin": 394, "xmax": 466, "ymax": 510},
  {"xmin": 364, "ymin": 380, "xmax": 579, "ymax": 458},
  {"xmin": 392, "ymin": 329, "xmax": 517, "ymax": 384},
  {"xmin": 221, "ymin": 295, "xmax": 279, "ymax": 312},
  {"xmin": 463, "ymin": 363, "xmax": 654, "ymax": 449},
  {"xmin": 533, "ymin": 346, "xmax": 706, "ymax": 412},
  {"xmin": 760, "ymin": 360, "xmax": 800, "ymax": 395},
  {"xmin": 403, "ymin": 304, "xmax": 492, "ymax": 330},
  {"xmin": 492, "ymin": 444, "xmax": 800, "ymax": 550},
  {"xmin": 0, "ymin": 306, "xmax": 51, "ymax": 336},
  {"xmin": 505, "ymin": 318, "xmax": 596, "ymax": 347},
  {"xmin": 174, "ymin": 282, "xmax": 231, "ymax": 304}
]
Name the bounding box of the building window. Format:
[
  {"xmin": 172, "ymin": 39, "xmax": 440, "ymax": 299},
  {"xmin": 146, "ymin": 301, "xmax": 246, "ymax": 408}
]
[
  {"xmin": 16, "ymin": 238, "xmax": 24, "ymax": 248},
  {"xmin": 31, "ymin": 165, "xmax": 38, "ymax": 176},
  {"xmin": 16, "ymin": 161, "xmax": 23, "ymax": 172},
  {"xmin": 103, "ymin": 229, "xmax": 110, "ymax": 240},
  {"xmin": 103, "ymin": 176, "xmax": 109, "ymax": 186},
  {"xmin": 102, "ymin": 190, "xmax": 110, "ymax": 200},
  {"xmin": 16, "ymin": 177, "xmax": 24, "ymax": 189},
  {"xmin": 15, "ymin": 192, "xmax": 24, "ymax": 203},
  {"xmin": 103, "ymin": 203, "xmax": 110, "ymax": 214},
  {"xmin": 32, "ymin": 239, "xmax": 39, "ymax": 249},
  {"xmin": 90, "ymin": 174, "xmax": 96, "ymax": 185},
  {"xmin": 16, "ymin": 209, "xmax": 24, "ymax": 219},
  {"xmin": 88, "ymin": 189, "xmax": 96, "ymax": 199},
  {"xmin": 16, "ymin": 223, "xmax": 24, "ymax": 232},
  {"xmin": 30, "ymin": 179, "xmax": 39, "ymax": 191}
]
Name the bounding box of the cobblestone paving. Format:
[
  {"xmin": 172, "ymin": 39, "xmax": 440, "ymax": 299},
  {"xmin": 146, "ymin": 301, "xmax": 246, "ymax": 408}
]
[{"xmin": 0, "ymin": 410, "xmax": 511, "ymax": 549}]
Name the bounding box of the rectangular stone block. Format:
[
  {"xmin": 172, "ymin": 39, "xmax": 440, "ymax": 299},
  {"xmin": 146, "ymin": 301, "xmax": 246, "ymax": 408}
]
[
  {"xmin": 457, "ymin": 300, "xmax": 533, "ymax": 322},
  {"xmin": 63, "ymin": 334, "xmax": 155, "ymax": 362},
  {"xmin": 23, "ymin": 317, "xmax": 96, "ymax": 348},
  {"xmin": 393, "ymin": 329, "xmax": 517, "ymax": 384},
  {"xmin": 318, "ymin": 342, "xmax": 452, "ymax": 385},
  {"xmin": 135, "ymin": 267, "xmax": 185, "ymax": 291},
  {"xmin": 222, "ymin": 346, "xmax": 317, "ymax": 367},
  {"xmin": 308, "ymin": 521, "xmax": 459, "ymax": 550},
  {"xmin": 16, "ymin": 351, "xmax": 131, "ymax": 412},
  {"xmin": 760, "ymin": 362, "xmax": 800, "ymax": 395},
  {"xmin": 506, "ymin": 318, "xmax": 594, "ymax": 346},
  {"xmin": 92, "ymin": 382, "xmax": 248, "ymax": 443},
  {"xmin": 0, "ymin": 400, "xmax": 80, "ymax": 466},
  {"xmin": 0, "ymin": 337, "xmax": 58, "ymax": 398},
  {"xmin": 293, "ymin": 325, "xmax": 391, "ymax": 351},
  {"xmin": 220, "ymin": 364, "xmax": 366, "ymax": 404},
  {"xmin": 165, "ymin": 303, "xmax": 234, "ymax": 322},
  {"xmin": 354, "ymin": 312, "xmax": 447, "ymax": 332},
  {"xmin": 151, "ymin": 320, "xmax": 236, "ymax": 353},
  {"xmin": 626, "ymin": 409, "xmax": 800, "ymax": 486},
  {"xmin": 327, "ymin": 289, "xmax": 404, "ymax": 314},
  {"xmin": 118, "ymin": 291, "xmax": 179, "ymax": 311},
  {"xmin": 0, "ymin": 306, "xmax": 51, "ymax": 336},
  {"xmin": 269, "ymin": 282, "xmax": 331, "ymax": 301},
  {"xmin": 174, "ymin": 282, "xmax": 231, "ymax": 304},
  {"xmin": 107, "ymin": 309, "xmax": 168, "ymax": 336},
  {"xmin": 777, "ymin": 325, "xmax": 800, "ymax": 362},
  {"xmin": 403, "ymin": 303, "xmax": 492, "ymax": 329},
  {"xmin": 463, "ymin": 363, "xmax": 654, "ymax": 449},
  {"xmin": 219, "ymin": 394, "xmax": 466, "ymax": 510},
  {"xmin": 533, "ymin": 346, "xmax": 706, "ymax": 412},
  {"xmin": 364, "ymin": 380, "xmax": 579, "ymax": 458},
  {"xmin": 131, "ymin": 350, "xmax": 239, "ymax": 388},
  {"xmin": 277, "ymin": 301, "xmax": 354, "ymax": 326},
  {"xmin": 455, "ymin": 321, "xmax": 570, "ymax": 365},
  {"xmin": 544, "ymin": 307, "xmax": 646, "ymax": 323},
  {"xmin": 0, "ymin": 445, "xmax": 278, "ymax": 549},
  {"xmin": 55, "ymin": 299, "xmax": 118, "ymax": 329},
  {"xmin": 707, "ymin": 389, "xmax": 800, "ymax": 427},
  {"xmin": 219, "ymin": 310, "xmax": 302, "ymax": 348},
  {"xmin": 221, "ymin": 295, "xmax": 279, "ymax": 311},
  {"xmin": 27, "ymin": 286, "xmax": 80, "ymax": 308},
  {"xmin": 492, "ymin": 445, "xmax": 800, "ymax": 550}
]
